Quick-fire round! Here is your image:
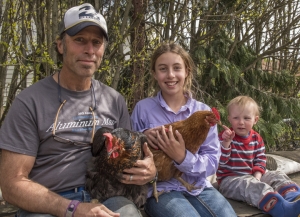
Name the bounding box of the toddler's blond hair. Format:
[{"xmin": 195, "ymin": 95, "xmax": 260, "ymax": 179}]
[{"xmin": 227, "ymin": 96, "xmax": 260, "ymax": 116}]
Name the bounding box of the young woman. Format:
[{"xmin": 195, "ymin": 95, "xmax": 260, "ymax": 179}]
[{"xmin": 131, "ymin": 42, "xmax": 236, "ymax": 217}]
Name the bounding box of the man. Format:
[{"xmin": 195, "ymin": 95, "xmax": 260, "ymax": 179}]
[{"xmin": 0, "ymin": 3, "xmax": 156, "ymax": 217}]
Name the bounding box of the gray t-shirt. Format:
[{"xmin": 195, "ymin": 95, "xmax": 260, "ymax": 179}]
[{"xmin": 0, "ymin": 75, "xmax": 131, "ymax": 192}]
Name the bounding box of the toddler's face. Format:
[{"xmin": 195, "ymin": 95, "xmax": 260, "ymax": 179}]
[{"xmin": 227, "ymin": 104, "xmax": 259, "ymax": 137}]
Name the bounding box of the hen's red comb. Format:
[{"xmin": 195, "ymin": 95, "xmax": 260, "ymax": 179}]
[{"xmin": 212, "ymin": 107, "xmax": 221, "ymax": 123}]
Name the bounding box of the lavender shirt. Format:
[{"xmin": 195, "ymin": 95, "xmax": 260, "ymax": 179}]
[{"xmin": 131, "ymin": 91, "xmax": 221, "ymax": 197}]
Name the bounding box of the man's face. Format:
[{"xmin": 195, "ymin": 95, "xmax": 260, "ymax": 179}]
[{"xmin": 57, "ymin": 26, "xmax": 105, "ymax": 78}]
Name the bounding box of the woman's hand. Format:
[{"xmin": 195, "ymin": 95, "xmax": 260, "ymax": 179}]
[
  {"xmin": 156, "ymin": 125, "xmax": 186, "ymax": 164},
  {"xmin": 143, "ymin": 127, "xmax": 161, "ymax": 149}
]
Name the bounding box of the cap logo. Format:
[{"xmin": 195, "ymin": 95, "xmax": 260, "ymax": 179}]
[{"xmin": 78, "ymin": 5, "xmax": 101, "ymax": 22}]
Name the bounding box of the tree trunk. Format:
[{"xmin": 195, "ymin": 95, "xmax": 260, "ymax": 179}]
[
  {"xmin": 0, "ymin": 0, "xmax": 13, "ymax": 117},
  {"xmin": 130, "ymin": 0, "xmax": 146, "ymax": 110},
  {"xmin": 51, "ymin": 0, "xmax": 58, "ymax": 65}
]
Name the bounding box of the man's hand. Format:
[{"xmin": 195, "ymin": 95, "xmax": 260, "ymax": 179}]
[
  {"xmin": 120, "ymin": 142, "xmax": 156, "ymax": 185},
  {"xmin": 74, "ymin": 203, "xmax": 120, "ymax": 217}
]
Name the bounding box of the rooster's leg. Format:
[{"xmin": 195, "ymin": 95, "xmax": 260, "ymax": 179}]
[
  {"xmin": 175, "ymin": 170, "xmax": 200, "ymax": 192},
  {"xmin": 176, "ymin": 177, "xmax": 201, "ymax": 192},
  {"xmin": 152, "ymin": 181, "xmax": 164, "ymax": 202}
]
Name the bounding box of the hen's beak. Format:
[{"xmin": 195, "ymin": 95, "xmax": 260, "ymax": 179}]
[{"xmin": 107, "ymin": 146, "xmax": 120, "ymax": 159}]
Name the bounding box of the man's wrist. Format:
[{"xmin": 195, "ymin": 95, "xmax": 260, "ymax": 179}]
[
  {"xmin": 65, "ymin": 200, "xmax": 80, "ymax": 217},
  {"xmin": 149, "ymin": 170, "xmax": 158, "ymax": 184}
]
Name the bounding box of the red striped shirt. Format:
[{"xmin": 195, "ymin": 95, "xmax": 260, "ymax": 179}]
[{"xmin": 216, "ymin": 129, "xmax": 266, "ymax": 184}]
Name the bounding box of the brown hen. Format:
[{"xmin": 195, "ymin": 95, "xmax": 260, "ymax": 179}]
[{"xmin": 151, "ymin": 108, "xmax": 221, "ymax": 202}]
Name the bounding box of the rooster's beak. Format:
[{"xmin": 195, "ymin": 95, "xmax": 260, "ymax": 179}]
[
  {"xmin": 107, "ymin": 147, "xmax": 120, "ymax": 159},
  {"xmin": 107, "ymin": 149, "xmax": 113, "ymax": 158}
]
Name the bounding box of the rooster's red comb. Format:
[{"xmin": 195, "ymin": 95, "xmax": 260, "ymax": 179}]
[{"xmin": 212, "ymin": 107, "xmax": 220, "ymax": 122}]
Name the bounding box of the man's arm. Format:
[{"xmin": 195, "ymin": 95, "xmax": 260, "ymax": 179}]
[
  {"xmin": 0, "ymin": 150, "xmax": 69, "ymax": 216},
  {"xmin": 0, "ymin": 150, "xmax": 120, "ymax": 217}
]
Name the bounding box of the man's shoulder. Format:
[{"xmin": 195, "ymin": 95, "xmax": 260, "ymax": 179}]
[
  {"xmin": 16, "ymin": 76, "xmax": 54, "ymax": 99},
  {"xmin": 94, "ymin": 80, "xmax": 123, "ymax": 97}
]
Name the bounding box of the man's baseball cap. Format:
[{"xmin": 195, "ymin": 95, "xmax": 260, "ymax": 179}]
[{"xmin": 58, "ymin": 3, "xmax": 108, "ymax": 41}]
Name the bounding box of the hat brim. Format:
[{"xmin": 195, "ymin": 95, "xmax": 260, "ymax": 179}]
[{"xmin": 65, "ymin": 22, "xmax": 108, "ymax": 41}]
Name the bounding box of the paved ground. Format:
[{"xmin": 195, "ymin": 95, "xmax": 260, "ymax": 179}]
[{"xmin": 1, "ymin": 150, "xmax": 300, "ymax": 217}]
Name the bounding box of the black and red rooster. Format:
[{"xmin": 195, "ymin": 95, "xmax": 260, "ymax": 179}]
[{"xmin": 85, "ymin": 127, "xmax": 148, "ymax": 208}]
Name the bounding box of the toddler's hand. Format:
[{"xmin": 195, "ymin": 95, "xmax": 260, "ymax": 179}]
[
  {"xmin": 254, "ymin": 171, "xmax": 262, "ymax": 181},
  {"xmin": 221, "ymin": 125, "xmax": 235, "ymax": 142}
]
